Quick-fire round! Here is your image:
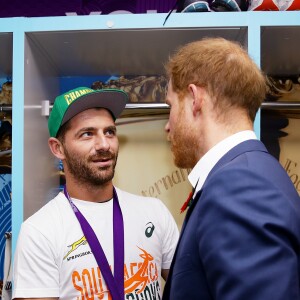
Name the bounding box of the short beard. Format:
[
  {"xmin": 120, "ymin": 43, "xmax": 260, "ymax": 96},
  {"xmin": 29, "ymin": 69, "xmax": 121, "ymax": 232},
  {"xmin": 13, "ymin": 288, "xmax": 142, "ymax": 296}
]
[
  {"xmin": 64, "ymin": 147, "xmax": 118, "ymax": 187},
  {"xmin": 172, "ymin": 134, "xmax": 197, "ymax": 169},
  {"xmin": 171, "ymin": 108, "xmax": 198, "ymax": 169}
]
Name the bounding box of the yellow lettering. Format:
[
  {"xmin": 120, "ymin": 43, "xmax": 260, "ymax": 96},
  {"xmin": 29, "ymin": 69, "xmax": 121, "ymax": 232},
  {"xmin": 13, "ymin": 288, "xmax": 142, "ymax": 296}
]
[
  {"xmin": 71, "ymin": 92, "xmax": 77, "ymax": 101},
  {"xmin": 79, "ymin": 90, "xmax": 86, "ymax": 96},
  {"xmin": 65, "ymin": 95, "xmax": 72, "ymax": 105},
  {"xmin": 64, "ymin": 89, "xmax": 95, "ymax": 106},
  {"xmin": 75, "ymin": 91, "xmax": 81, "ymax": 98}
]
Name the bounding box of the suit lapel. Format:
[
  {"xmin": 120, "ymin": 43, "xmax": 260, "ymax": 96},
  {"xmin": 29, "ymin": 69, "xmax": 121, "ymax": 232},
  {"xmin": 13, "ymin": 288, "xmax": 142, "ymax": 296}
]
[
  {"xmin": 181, "ymin": 189, "xmax": 202, "ymax": 232},
  {"xmin": 163, "ymin": 190, "xmax": 202, "ymax": 300},
  {"xmin": 163, "ymin": 189, "xmax": 203, "ymax": 299}
]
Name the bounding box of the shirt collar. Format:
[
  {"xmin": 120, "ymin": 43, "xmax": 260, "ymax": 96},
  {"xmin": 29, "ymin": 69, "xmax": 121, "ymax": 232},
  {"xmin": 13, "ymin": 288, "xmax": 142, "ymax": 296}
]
[{"xmin": 188, "ymin": 130, "xmax": 257, "ymax": 193}]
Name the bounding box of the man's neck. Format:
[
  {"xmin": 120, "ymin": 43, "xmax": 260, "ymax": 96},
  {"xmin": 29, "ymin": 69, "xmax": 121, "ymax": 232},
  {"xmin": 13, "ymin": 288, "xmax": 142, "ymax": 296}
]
[
  {"xmin": 203, "ymin": 111, "xmax": 253, "ymax": 152},
  {"xmin": 64, "ymin": 180, "xmax": 114, "ymax": 203}
]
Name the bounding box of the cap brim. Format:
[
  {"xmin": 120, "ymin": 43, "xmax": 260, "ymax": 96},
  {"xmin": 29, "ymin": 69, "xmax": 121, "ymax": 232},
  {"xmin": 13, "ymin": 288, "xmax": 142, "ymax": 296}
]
[{"xmin": 61, "ymin": 89, "xmax": 128, "ymax": 126}]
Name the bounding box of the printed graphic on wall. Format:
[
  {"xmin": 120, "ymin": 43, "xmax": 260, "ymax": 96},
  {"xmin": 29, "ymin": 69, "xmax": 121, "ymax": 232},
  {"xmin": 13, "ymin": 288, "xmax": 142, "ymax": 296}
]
[
  {"xmin": 261, "ymin": 111, "xmax": 300, "ymax": 195},
  {"xmin": 114, "ymin": 116, "xmax": 192, "ymax": 230},
  {"xmin": 262, "ymin": 75, "xmax": 300, "ymax": 195},
  {"xmin": 278, "ymin": 118, "xmax": 300, "ymax": 195},
  {"xmin": 0, "ymin": 81, "xmax": 12, "ymax": 174}
]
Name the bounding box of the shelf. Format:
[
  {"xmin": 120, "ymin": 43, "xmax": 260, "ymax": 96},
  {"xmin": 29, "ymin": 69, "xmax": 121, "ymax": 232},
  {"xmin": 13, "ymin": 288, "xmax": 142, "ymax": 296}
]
[
  {"xmin": 39, "ymin": 101, "xmax": 300, "ymax": 121},
  {"xmin": 0, "ymin": 104, "xmax": 12, "ymax": 111},
  {"xmin": 26, "ymin": 26, "xmax": 247, "ymax": 77},
  {"xmin": 6, "ymin": 11, "xmax": 300, "ymax": 255},
  {"xmin": 261, "ymin": 26, "xmax": 300, "ymax": 77},
  {"xmin": 261, "ymin": 101, "xmax": 300, "ymax": 111},
  {"xmin": 0, "ymin": 33, "xmax": 13, "ymax": 78}
]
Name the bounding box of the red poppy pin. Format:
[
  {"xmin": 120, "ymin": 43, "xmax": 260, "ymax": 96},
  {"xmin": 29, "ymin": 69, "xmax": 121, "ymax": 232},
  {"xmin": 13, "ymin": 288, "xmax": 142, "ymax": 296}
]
[{"xmin": 180, "ymin": 191, "xmax": 194, "ymax": 213}]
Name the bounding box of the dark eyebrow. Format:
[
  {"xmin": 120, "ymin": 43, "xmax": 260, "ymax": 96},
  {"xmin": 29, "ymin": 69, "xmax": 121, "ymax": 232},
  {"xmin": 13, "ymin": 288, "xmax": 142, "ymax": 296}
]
[
  {"xmin": 106, "ymin": 125, "xmax": 117, "ymax": 133},
  {"xmin": 106, "ymin": 125, "xmax": 116, "ymax": 130}
]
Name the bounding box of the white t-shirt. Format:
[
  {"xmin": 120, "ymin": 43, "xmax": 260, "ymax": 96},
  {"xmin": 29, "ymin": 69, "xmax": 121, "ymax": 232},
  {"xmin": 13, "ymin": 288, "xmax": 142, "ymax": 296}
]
[{"xmin": 13, "ymin": 188, "xmax": 179, "ymax": 300}]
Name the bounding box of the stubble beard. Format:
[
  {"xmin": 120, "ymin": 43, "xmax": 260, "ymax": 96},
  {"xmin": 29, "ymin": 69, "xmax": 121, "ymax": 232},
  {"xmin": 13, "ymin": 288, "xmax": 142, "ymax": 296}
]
[
  {"xmin": 64, "ymin": 148, "xmax": 118, "ymax": 187},
  {"xmin": 171, "ymin": 116, "xmax": 197, "ymax": 169}
]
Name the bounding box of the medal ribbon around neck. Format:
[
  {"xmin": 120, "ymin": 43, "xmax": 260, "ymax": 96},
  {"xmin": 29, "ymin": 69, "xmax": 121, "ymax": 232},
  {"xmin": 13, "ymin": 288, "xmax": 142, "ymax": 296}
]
[{"xmin": 64, "ymin": 185, "xmax": 124, "ymax": 300}]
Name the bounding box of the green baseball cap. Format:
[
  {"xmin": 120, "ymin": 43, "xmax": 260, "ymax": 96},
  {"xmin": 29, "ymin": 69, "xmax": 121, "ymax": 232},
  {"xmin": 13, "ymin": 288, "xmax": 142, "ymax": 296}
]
[{"xmin": 48, "ymin": 87, "xmax": 128, "ymax": 137}]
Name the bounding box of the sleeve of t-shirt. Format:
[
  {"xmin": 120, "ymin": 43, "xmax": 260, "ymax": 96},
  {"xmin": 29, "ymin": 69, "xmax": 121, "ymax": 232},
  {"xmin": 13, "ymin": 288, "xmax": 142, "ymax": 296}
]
[
  {"xmin": 12, "ymin": 222, "xmax": 59, "ymax": 298},
  {"xmin": 160, "ymin": 202, "xmax": 179, "ymax": 270}
]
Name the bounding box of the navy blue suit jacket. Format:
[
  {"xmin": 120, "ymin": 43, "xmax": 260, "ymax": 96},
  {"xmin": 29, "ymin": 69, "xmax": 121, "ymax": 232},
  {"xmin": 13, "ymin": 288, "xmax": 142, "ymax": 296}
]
[{"xmin": 163, "ymin": 140, "xmax": 300, "ymax": 300}]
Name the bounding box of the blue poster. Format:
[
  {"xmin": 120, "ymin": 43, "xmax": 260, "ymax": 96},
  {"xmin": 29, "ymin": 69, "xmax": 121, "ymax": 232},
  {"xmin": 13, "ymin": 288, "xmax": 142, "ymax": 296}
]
[{"xmin": 0, "ymin": 174, "xmax": 12, "ymax": 282}]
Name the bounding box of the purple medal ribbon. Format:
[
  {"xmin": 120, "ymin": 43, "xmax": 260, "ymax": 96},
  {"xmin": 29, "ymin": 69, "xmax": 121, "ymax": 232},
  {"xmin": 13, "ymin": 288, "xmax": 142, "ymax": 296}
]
[{"xmin": 64, "ymin": 185, "xmax": 124, "ymax": 300}]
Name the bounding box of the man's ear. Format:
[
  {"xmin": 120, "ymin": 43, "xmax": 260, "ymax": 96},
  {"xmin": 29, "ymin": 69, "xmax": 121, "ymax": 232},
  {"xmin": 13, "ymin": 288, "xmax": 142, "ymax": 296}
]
[
  {"xmin": 48, "ymin": 137, "xmax": 65, "ymax": 160},
  {"xmin": 188, "ymin": 84, "xmax": 203, "ymax": 115}
]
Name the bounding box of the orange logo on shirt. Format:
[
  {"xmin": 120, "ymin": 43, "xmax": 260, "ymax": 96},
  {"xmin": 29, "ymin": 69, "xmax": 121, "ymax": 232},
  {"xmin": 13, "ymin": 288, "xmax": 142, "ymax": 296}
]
[
  {"xmin": 124, "ymin": 247, "xmax": 154, "ymax": 294},
  {"xmin": 72, "ymin": 247, "xmax": 159, "ymax": 299}
]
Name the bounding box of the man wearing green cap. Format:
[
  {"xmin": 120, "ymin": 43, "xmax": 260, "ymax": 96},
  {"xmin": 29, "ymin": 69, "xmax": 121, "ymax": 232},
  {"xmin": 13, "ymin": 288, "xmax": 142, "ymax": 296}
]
[{"xmin": 13, "ymin": 87, "xmax": 179, "ymax": 300}]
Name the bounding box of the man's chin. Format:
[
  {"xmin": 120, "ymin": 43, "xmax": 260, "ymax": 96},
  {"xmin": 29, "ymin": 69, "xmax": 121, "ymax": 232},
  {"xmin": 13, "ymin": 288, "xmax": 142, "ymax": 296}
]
[
  {"xmin": 173, "ymin": 153, "xmax": 192, "ymax": 169},
  {"xmin": 87, "ymin": 175, "xmax": 114, "ymax": 186},
  {"xmin": 173, "ymin": 157, "xmax": 186, "ymax": 169}
]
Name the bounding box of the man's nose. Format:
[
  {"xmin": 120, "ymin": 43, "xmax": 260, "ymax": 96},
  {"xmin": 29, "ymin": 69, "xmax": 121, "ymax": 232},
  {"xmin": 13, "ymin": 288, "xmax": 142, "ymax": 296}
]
[
  {"xmin": 165, "ymin": 121, "xmax": 170, "ymax": 133},
  {"xmin": 94, "ymin": 135, "xmax": 110, "ymax": 151}
]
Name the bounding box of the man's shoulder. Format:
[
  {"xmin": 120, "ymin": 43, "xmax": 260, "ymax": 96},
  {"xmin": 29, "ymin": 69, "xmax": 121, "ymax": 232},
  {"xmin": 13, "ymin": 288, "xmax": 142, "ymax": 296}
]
[
  {"xmin": 23, "ymin": 192, "xmax": 67, "ymax": 226},
  {"xmin": 115, "ymin": 187, "xmax": 177, "ymax": 235}
]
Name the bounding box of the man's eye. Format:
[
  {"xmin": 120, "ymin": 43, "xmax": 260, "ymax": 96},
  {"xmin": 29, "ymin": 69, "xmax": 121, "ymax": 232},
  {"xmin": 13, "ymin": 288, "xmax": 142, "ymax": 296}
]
[
  {"xmin": 106, "ymin": 129, "xmax": 116, "ymax": 136},
  {"xmin": 81, "ymin": 132, "xmax": 92, "ymax": 137}
]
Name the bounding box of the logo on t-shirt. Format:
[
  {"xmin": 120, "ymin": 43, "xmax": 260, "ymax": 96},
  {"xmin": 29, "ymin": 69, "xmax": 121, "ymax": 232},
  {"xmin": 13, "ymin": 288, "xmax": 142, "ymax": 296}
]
[
  {"xmin": 63, "ymin": 236, "xmax": 90, "ymax": 260},
  {"xmin": 71, "ymin": 246, "xmax": 161, "ymax": 299},
  {"xmin": 145, "ymin": 222, "xmax": 155, "ymax": 238}
]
